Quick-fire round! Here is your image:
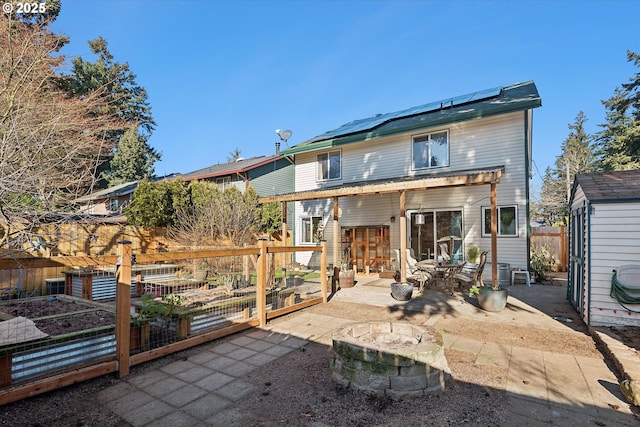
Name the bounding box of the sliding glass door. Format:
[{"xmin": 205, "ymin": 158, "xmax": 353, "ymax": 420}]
[{"xmin": 410, "ymin": 210, "xmax": 463, "ymax": 262}]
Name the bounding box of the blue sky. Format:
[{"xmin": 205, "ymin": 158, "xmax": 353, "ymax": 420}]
[{"xmin": 52, "ymin": 0, "xmax": 639, "ymax": 194}]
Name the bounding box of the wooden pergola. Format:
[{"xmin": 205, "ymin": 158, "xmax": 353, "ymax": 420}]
[{"xmin": 259, "ymin": 166, "xmax": 504, "ymax": 285}]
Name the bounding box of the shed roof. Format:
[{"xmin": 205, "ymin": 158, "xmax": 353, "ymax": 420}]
[
  {"xmin": 181, "ymin": 155, "xmax": 282, "ymax": 181},
  {"xmin": 281, "ymin": 81, "xmax": 541, "ymax": 155},
  {"xmin": 574, "ymin": 170, "xmax": 640, "ymax": 202}
]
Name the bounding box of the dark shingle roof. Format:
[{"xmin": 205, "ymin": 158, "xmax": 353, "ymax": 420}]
[
  {"xmin": 181, "ymin": 155, "xmax": 281, "ymax": 181},
  {"xmin": 75, "ymin": 181, "xmax": 140, "ymax": 203},
  {"xmin": 575, "ymin": 170, "xmax": 640, "ymax": 202}
]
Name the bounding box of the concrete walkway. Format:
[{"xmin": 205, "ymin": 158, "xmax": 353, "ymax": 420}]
[{"xmin": 98, "ymin": 278, "xmax": 639, "ymax": 426}]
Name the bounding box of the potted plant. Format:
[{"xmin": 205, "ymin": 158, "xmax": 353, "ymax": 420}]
[
  {"xmin": 468, "ymin": 255, "xmax": 508, "ymax": 312},
  {"xmin": 466, "ymin": 246, "xmax": 481, "ymax": 264},
  {"xmin": 530, "ymin": 246, "xmax": 555, "ymax": 284},
  {"xmin": 339, "ymin": 260, "xmax": 355, "ymax": 288},
  {"xmin": 194, "ymin": 262, "xmax": 209, "ymax": 281},
  {"xmin": 338, "ymin": 247, "xmax": 355, "ymax": 288},
  {"xmin": 390, "ymin": 281, "xmax": 414, "ymax": 301}
]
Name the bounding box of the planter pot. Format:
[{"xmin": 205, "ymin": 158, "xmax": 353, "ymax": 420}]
[
  {"xmin": 476, "ymin": 287, "xmax": 508, "ymax": 312},
  {"xmin": 339, "ymin": 270, "xmax": 355, "ymax": 288},
  {"xmin": 194, "ymin": 270, "xmax": 208, "ymax": 281},
  {"xmin": 390, "ymin": 282, "xmax": 414, "ymax": 301}
]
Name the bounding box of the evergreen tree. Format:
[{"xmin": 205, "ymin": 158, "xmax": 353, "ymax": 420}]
[
  {"xmin": 60, "ymin": 37, "xmax": 157, "ymax": 187},
  {"xmin": 537, "ymin": 112, "xmax": 597, "ymax": 225},
  {"xmin": 62, "ymin": 37, "xmax": 156, "ymax": 140},
  {"xmin": 537, "ymin": 167, "xmax": 566, "ymax": 225},
  {"xmin": 125, "ymin": 179, "xmax": 189, "ymax": 228},
  {"xmin": 598, "ymin": 50, "xmax": 640, "ymax": 171},
  {"xmin": 107, "ymin": 128, "xmax": 160, "ymax": 186}
]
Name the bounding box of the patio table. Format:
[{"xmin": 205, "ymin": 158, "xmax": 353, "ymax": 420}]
[{"xmin": 417, "ymin": 260, "xmax": 463, "ymax": 294}]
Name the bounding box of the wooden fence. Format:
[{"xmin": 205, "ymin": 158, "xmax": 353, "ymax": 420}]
[
  {"xmin": 531, "ymin": 226, "xmax": 568, "ymax": 272},
  {"xmin": 0, "ymin": 241, "xmax": 327, "ymax": 405}
]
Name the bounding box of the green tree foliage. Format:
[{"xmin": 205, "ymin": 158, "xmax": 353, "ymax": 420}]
[
  {"xmin": 125, "ymin": 179, "xmax": 189, "ymax": 228},
  {"xmin": 107, "ymin": 128, "xmax": 160, "ymax": 186},
  {"xmin": 536, "ymin": 112, "xmax": 597, "ymax": 225},
  {"xmin": 598, "ymin": 50, "xmax": 640, "ymax": 171},
  {"xmin": 60, "ymin": 36, "xmax": 157, "ymax": 187},
  {"xmin": 62, "ymin": 36, "xmax": 156, "ymax": 139},
  {"xmin": 260, "ymin": 201, "xmax": 283, "ymax": 237},
  {"xmin": 128, "ymin": 179, "xmax": 282, "ymax": 245}
]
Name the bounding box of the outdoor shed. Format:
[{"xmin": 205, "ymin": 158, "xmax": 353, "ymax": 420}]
[{"xmin": 569, "ymin": 170, "xmax": 640, "ymax": 327}]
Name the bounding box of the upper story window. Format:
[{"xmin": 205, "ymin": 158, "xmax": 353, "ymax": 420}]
[
  {"xmin": 412, "ymin": 130, "xmax": 449, "ymax": 170},
  {"xmin": 216, "ymin": 176, "xmax": 231, "ymax": 191},
  {"xmin": 317, "ymin": 150, "xmax": 341, "ymax": 181},
  {"xmin": 482, "ymin": 205, "xmax": 518, "ymax": 237}
]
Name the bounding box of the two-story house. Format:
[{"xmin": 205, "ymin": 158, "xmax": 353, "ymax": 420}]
[
  {"xmin": 259, "ymin": 81, "xmax": 541, "ymax": 285},
  {"xmin": 181, "ymin": 153, "xmax": 293, "ymax": 197}
]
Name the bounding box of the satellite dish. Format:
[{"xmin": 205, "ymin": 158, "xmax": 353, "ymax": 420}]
[{"xmin": 275, "ymin": 129, "xmax": 292, "ymax": 143}]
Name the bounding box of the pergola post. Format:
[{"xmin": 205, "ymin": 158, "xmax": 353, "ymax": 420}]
[
  {"xmin": 281, "ymin": 201, "xmax": 288, "ymax": 271},
  {"xmin": 333, "ymin": 197, "xmax": 339, "ymax": 271},
  {"xmin": 490, "ymin": 176, "xmax": 498, "ymax": 287},
  {"xmin": 399, "ymin": 190, "xmax": 407, "ymax": 281}
]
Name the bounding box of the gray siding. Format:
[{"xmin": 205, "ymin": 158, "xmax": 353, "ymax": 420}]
[
  {"xmin": 587, "ymin": 202, "xmax": 640, "ymax": 326},
  {"xmin": 293, "ymin": 112, "xmax": 530, "ymax": 270},
  {"xmin": 248, "ymin": 159, "xmax": 294, "ymax": 196}
]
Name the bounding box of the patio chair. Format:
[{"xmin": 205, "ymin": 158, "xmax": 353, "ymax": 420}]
[
  {"xmin": 454, "ymin": 250, "xmax": 488, "ymax": 292},
  {"xmin": 439, "ymin": 243, "xmax": 451, "ymax": 261},
  {"xmin": 393, "ymin": 249, "xmax": 433, "ymax": 292}
]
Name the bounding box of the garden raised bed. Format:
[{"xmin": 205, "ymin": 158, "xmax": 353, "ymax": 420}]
[{"xmin": 0, "ymin": 295, "xmax": 149, "ymax": 387}]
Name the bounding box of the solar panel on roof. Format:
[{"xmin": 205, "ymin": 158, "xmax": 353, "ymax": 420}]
[{"xmin": 307, "ymin": 86, "xmax": 502, "ymax": 143}]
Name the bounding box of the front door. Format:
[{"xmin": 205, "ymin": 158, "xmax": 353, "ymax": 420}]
[{"xmin": 410, "ymin": 210, "xmax": 463, "ymax": 262}]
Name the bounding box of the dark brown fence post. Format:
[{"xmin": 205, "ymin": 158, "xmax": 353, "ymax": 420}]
[
  {"xmin": 116, "ymin": 240, "xmax": 132, "ymax": 378},
  {"xmin": 257, "ymin": 239, "xmax": 268, "ymax": 327}
]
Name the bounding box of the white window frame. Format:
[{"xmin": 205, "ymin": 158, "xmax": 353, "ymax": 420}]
[
  {"xmin": 316, "ymin": 150, "xmax": 341, "ymax": 181},
  {"xmin": 301, "ymin": 216, "xmax": 323, "ymax": 244},
  {"xmin": 216, "ymin": 176, "xmax": 231, "ymax": 191},
  {"xmin": 109, "ymin": 198, "xmax": 119, "ymax": 213},
  {"xmin": 412, "ymin": 130, "xmax": 449, "ymax": 170},
  {"xmin": 482, "ymin": 205, "xmax": 518, "ymax": 237}
]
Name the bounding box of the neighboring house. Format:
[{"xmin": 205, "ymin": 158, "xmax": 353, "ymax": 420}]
[
  {"xmin": 569, "ymin": 170, "xmax": 640, "ymax": 327},
  {"xmin": 259, "ymin": 81, "xmax": 541, "ymax": 283},
  {"xmin": 181, "ymin": 153, "xmax": 295, "ymax": 240},
  {"xmin": 181, "ymin": 153, "xmax": 294, "ymax": 197},
  {"xmin": 74, "ymin": 180, "xmax": 140, "ymax": 222}
]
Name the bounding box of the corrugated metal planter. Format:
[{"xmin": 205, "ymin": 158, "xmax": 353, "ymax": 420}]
[{"xmin": 0, "ymin": 295, "xmax": 149, "ymax": 387}]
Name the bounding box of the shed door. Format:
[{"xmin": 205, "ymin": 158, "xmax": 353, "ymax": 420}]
[{"xmin": 569, "ymin": 206, "xmax": 585, "ymax": 317}]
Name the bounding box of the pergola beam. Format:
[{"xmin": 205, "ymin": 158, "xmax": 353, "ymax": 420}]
[{"xmin": 258, "ymin": 168, "xmax": 503, "ymax": 204}]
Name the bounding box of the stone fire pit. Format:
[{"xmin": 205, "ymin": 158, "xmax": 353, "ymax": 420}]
[{"xmin": 331, "ymin": 321, "xmax": 450, "ymax": 398}]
